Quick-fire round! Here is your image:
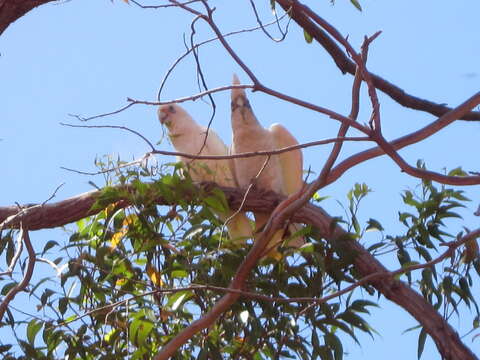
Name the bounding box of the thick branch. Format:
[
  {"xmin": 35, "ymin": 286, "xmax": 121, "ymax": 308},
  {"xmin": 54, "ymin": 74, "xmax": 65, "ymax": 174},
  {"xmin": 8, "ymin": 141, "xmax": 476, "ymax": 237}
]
[
  {"xmin": 0, "ymin": 184, "xmax": 476, "ymax": 359},
  {"xmin": 274, "ymin": 0, "xmax": 480, "ymax": 121},
  {"xmin": 0, "ymin": 0, "xmax": 57, "ymax": 36}
]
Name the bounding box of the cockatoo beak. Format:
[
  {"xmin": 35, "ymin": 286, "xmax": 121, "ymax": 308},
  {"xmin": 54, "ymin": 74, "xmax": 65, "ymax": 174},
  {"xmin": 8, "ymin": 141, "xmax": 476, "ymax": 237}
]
[{"xmin": 158, "ymin": 105, "xmax": 176, "ymax": 125}]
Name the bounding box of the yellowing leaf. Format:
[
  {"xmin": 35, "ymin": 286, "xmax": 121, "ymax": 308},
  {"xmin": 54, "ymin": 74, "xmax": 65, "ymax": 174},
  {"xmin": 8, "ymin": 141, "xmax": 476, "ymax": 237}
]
[
  {"xmin": 146, "ymin": 265, "xmax": 163, "ymax": 287},
  {"xmin": 124, "ymin": 214, "xmax": 137, "ymax": 226},
  {"xmin": 110, "ymin": 214, "xmax": 137, "ymax": 251},
  {"xmin": 110, "ymin": 227, "xmax": 128, "ymax": 251},
  {"xmin": 104, "ymin": 202, "xmax": 119, "ymax": 217},
  {"xmin": 116, "ymin": 278, "xmax": 128, "ymax": 287}
]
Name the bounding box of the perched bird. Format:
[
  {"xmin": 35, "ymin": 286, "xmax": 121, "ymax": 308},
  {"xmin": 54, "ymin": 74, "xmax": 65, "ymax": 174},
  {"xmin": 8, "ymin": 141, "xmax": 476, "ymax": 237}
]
[
  {"xmin": 231, "ymin": 74, "xmax": 304, "ymax": 258},
  {"xmin": 158, "ymin": 103, "xmax": 253, "ymax": 244}
]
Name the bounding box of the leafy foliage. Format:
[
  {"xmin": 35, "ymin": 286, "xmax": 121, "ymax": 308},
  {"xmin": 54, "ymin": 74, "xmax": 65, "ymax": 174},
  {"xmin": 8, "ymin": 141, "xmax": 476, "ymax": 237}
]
[
  {"xmin": 0, "ymin": 162, "xmax": 381, "ymax": 359},
  {"xmin": 0, "ymin": 157, "xmax": 478, "ymax": 359},
  {"xmin": 0, "ymin": 160, "xmax": 478, "ymax": 358},
  {"xmin": 387, "ymin": 162, "xmax": 479, "ymax": 358}
]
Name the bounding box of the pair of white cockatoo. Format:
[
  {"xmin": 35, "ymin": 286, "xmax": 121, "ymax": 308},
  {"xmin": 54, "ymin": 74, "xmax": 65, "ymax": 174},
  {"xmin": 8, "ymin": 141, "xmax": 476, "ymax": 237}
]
[{"xmin": 158, "ymin": 75, "xmax": 304, "ymax": 258}]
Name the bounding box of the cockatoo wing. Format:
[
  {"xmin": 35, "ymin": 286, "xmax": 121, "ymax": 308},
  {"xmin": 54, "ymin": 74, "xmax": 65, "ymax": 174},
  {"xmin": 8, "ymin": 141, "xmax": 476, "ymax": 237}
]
[
  {"xmin": 270, "ymin": 123, "xmax": 303, "ymax": 196},
  {"xmin": 270, "ymin": 123, "xmax": 305, "ymax": 249}
]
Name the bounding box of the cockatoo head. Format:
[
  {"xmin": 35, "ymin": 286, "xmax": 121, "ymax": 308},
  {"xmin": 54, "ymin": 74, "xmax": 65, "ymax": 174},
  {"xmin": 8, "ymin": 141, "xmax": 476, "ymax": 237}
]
[{"xmin": 158, "ymin": 103, "xmax": 194, "ymax": 135}]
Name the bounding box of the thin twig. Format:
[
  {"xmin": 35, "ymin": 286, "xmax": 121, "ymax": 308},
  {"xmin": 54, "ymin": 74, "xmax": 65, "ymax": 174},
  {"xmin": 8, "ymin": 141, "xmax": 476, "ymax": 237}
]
[
  {"xmin": 248, "ymin": 0, "xmax": 290, "ymax": 42},
  {"xmin": 157, "ymin": 12, "xmax": 290, "ymax": 100},
  {"xmin": 37, "ymin": 257, "xmax": 68, "ymax": 277},
  {"xmin": 60, "ymin": 123, "xmax": 156, "ymax": 151}
]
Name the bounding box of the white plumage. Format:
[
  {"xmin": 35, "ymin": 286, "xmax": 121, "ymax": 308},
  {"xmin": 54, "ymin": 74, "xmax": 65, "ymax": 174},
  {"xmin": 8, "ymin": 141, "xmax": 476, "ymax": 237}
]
[
  {"xmin": 158, "ymin": 103, "xmax": 252, "ymax": 243},
  {"xmin": 230, "ymin": 75, "xmax": 304, "ymax": 257}
]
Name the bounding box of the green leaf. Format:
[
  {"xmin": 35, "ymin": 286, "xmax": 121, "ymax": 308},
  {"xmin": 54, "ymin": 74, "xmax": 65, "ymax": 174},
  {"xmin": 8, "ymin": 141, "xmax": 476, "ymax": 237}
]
[
  {"xmin": 303, "ymin": 29, "xmax": 313, "ymax": 43},
  {"xmin": 204, "ymin": 188, "xmax": 229, "ymax": 213},
  {"xmin": 313, "ymin": 193, "xmax": 329, "ymax": 202},
  {"xmin": 366, "ymin": 241, "xmax": 385, "ymax": 253},
  {"xmin": 1, "ymin": 282, "xmax": 17, "ymax": 296},
  {"xmin": 41, "ymin": 240, "xmax": 59, "ymax": 255},
  {"xmin": 415, "ymin": 245, "xmax": 432, "ymax": 262},
  {"xmin": 318, "ymin": 346, "xmax": 334, "ymax": 360},
  {"xmin": 323, "ymin": 319, "xmax": 359, "ymax": 344},
  {"xmin": 184, "ymin": 224, "xmax": 207, "ymax": 240},
  {"xmin": 5, "ymin": 235, "xmax": 15, "ymax": 267},
  {"xmin": 350, "ymin": 0, "xmax": 362, "ymax": 11},
  {"xmin": 26, "ymin": 319, "xmax": 43, "ymax": 345},
  {"xmin": 402, "ymin": 191, "xmax": 420, "ymax": 208},
  {"xmin": 325, "ymin": 333, "xmax": 343, "ymax": 360},
  {"xmin": 30, "ymin": 277, "xmax": 51, "ymax": 296},
  {"xmin": 338, "ymin": 311, "xmax": 371, "ymax": 334},
  {"xmin": 365, "ymin": 218, "xmax": 383, "ymax": 232},
  {"xmin": 167, "ymin": 290, "xmax": 193, "ymax": 310},
  {"xmin": 129, "ymin": 318, "xmax": 154, "ymax": 346},
  {"xmin": 417, "ymin": 328, "xmax": 427, "ymax": 359},
  {"xmin": 171, "ymin": 269, "xmax": 188, "ymax": 279},
  {"xmin": 442, "ymin": 276, "xmax": 453, "ymax": 295},
  {"xmin": 448, "ymin": 167, "xmax": 467, "ymax": 177},
  {"xmin": 351, "ymin": 215, "xmax": 360, "ymax": 235},
  {"xmin": 349, "ymin": 300, "xmax": 378, "ymax": 314},
  {"xmin": 58, "ymin": 297, "xmax": 68, "ymax": 315}
]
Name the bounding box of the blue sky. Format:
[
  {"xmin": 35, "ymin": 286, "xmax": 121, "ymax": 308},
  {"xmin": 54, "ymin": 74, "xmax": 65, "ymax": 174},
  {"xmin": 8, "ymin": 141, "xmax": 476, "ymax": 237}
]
[{"xmin": 1, "ymin": 0, "xmax": 479, "ymax": 358}]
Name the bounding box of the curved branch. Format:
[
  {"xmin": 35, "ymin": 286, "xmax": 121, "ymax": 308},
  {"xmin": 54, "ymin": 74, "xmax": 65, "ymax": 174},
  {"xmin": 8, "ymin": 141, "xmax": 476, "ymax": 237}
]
[{"xmin": 0, "ymin": 225, "xmax": 36, "ymax": 322}]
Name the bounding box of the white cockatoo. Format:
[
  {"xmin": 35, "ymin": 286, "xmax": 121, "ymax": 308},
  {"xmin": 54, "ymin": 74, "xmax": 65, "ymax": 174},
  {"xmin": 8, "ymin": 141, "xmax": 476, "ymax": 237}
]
[
  {"xmin": 230, "ymin": 75, "xmax": 304, "ymax": 258},
  {"xmin": 158, "ymin": 103, "xmax": 253, "ymax": 244}
]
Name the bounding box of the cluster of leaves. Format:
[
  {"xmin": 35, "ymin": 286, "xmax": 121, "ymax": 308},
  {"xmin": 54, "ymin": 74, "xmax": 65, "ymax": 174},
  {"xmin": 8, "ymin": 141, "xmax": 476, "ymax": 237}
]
[
  {"xmin": 354, "ymin": 161, "xmax": 480, "ymax": 358},
  {"xmin": 0, "ymin": 161, "xmax": 377, "ymax": 359},
  {"xmin": 395, "ymin": 169, "xmax": 480, "ymax": 358},
  {"xmin": 3, "ymin": 159, "xmax": 476, "ymax": 359},
  {"xmin": 318, "ymin": 163, "xmax": 480, "ymax": 359}
]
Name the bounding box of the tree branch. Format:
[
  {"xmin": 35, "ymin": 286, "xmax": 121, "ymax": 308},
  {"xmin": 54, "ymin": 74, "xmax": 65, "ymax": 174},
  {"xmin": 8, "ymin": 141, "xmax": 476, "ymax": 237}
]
[
  {"xmin": 274, "ymin": 0, "xmax": 480, "ymax": 121},
  {"xmin": 327, "ymin": 91, "xmax": 480, "ymax": 185},
  {"xmin": 0, "ymin": 0, "xmax": 58, "ymax": 36},
  {"xmin": 0, "ymin": 183, "xmax": 476, "ymax": 359},
  {"xmin": 0, "ymin": 225, "xmax": 36, "ymax": 322}
]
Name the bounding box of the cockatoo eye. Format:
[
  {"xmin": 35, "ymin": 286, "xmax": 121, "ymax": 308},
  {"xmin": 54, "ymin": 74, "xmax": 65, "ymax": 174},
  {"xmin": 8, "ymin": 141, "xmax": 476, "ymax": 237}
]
[{"xmin": 168, "ymin": 105, "xmax": 176, "ymax": 113}]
